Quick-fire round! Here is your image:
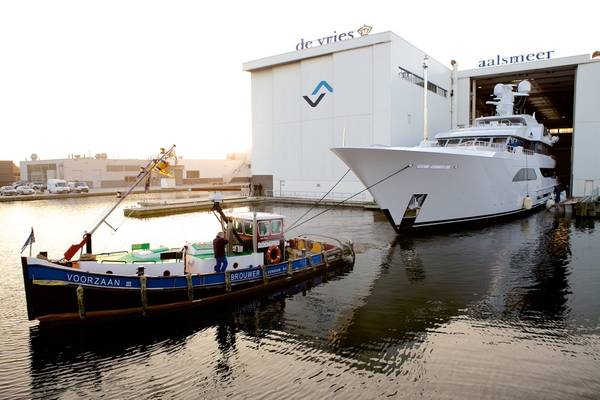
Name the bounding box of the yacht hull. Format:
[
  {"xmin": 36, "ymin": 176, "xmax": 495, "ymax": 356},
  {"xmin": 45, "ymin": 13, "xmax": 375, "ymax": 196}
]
[{"xmin": 332, "ymin": 146, "xmax": 556, "ymax": 231}]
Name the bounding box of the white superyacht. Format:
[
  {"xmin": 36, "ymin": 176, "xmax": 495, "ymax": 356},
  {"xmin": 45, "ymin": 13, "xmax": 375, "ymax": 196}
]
[{"xmin": 331, "ymin": 81, "xmax": 559, "ymax": 231}]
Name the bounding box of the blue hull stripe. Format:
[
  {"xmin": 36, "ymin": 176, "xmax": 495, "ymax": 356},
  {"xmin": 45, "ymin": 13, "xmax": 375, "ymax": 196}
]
[{"xmin": 27, "ymin": 254, "xmax": 324, "ymax": 291}]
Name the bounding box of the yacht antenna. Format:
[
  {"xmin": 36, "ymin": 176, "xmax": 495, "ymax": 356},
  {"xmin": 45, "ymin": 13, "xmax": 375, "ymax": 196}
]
[
  {"xmin": 422, "ymin": 55, "xmax": 429, "ymax": 142},
  {"xmin": 486, "ymin": 80, "xmax": 531, "ymax": 116}
]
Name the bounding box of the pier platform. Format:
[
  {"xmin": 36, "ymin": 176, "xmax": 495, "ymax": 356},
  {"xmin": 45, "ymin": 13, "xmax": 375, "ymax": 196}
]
[{"xmin": 123, "ymin": 196, "xmax": 379, "ymax": 218}]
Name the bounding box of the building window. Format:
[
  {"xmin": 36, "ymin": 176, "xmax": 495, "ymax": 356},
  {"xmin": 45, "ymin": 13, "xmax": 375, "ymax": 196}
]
[
  {"xmin": 186, "ymin": 170, "xmax": 200, "ymax": 179},
  {"xmin": 27, "ymin": 163, "xmax": 57, "ymax": 182},
  {"xmin": 107, "ymin": 165, "xmax": 143, "ymax": 172},
  {"xmin": 398, "ymin": 66, "xmax": 448, "ymax": 97},
  {"xmin": 124, "ymin": 176, "xmax": 137, "ymax": 182}
]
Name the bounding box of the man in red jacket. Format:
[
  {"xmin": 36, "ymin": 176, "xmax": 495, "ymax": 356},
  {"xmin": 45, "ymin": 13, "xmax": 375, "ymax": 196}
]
[{"xmin": 213, "ymin": 231, "xmax": 229, "ymax": 272}]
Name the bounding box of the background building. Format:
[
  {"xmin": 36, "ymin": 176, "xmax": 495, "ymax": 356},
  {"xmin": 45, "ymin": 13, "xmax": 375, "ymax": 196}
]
[
  {"xmin": 20, "ymin": 154, "xmax": 249, "ymax": 189},
  {"xmin": 244, "ymin": 31, "xmax": 600, "ymax": 198},
  {"xmin": 0, "ymin": 161, "xmax": 20, "ymax": 186}
]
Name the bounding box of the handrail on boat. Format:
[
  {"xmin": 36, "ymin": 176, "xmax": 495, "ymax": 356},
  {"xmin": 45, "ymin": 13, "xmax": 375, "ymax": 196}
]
[{"xmin": 95, "ymin": 250, "xmax": 129, "ymax": 256}]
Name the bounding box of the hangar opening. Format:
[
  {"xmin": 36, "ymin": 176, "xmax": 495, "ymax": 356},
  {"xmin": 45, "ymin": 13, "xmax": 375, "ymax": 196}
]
[{"xmin": 469, "ymin": 66, "xmax": 576, "ymax": 194}]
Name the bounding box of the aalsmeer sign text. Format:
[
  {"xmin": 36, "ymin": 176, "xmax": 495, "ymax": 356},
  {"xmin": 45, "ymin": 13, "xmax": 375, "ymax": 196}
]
[{"xmin": 478, "ymin": 50, "xmax": 555, "ymax": 68}]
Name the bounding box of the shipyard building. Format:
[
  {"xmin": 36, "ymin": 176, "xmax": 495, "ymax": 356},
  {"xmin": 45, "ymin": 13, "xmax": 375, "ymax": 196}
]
[
  {"xmin": 19, "ymin": 154, "xmax": 249, "ymax": 189},
  {"xmin": 244, "ymin": 31, "xmax": 600, "ymax": 198}
]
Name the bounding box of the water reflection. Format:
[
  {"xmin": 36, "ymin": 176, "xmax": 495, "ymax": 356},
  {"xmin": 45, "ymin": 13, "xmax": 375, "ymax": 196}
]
[
  {"xmin": 3, "ymin": 201, "xmax": 598, "ymax": 399},
  {"xmin": 505, "ymin": 217, "xmax": 572, "ymax": 322},
  {"xmin": 28, "ymin": 263, "xmax": 354, "ymax": 399}
]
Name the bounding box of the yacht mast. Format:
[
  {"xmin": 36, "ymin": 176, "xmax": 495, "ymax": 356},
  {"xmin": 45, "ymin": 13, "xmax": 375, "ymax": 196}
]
[{"xmin": 423, "ymin": 55, "xmax": 429, "ymax": 142}]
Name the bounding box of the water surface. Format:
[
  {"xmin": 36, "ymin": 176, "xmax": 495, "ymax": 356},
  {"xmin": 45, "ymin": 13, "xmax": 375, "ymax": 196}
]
[{"xmin": 1, "ymin": 196, "xmax": 599, "ymax": 399}]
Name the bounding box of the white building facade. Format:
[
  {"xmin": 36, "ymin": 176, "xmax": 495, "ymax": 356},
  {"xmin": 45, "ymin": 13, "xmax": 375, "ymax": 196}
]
[
  {"xmin": 244, "ymin": 32, "xmax": 450, "ymax": 200},
  {"xmin": 245, "ymin": 31, "xmax": 600, "ymax": 198},
  {"xmin": 20, "ymin": 155, "xmax": 249, "ymax": 189}
]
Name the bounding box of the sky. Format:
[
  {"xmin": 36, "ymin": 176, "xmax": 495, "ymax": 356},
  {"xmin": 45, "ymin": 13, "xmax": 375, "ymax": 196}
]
[{"xmin": 0, "ymin": 0, "xmax": 596, "ymax": 164}]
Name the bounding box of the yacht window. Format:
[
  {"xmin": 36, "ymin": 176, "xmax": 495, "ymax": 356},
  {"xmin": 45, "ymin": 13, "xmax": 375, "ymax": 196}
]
[
  {"xmin": 447, "ymin": 139, "xmax": 460, "ymax": 145},
  {"xmin": 244, "ymin": 221, "xmax": 253, "ymax": 235},
  {"xmin": 540, "ymin": 168, "xmax": 556, "ymax": 178},
  {"xmin": 437, "ymin": 139, "xmax": 447, "ymax": 147},
  {"xmin": 476, "ymin": 137, "xmax": 491, "ymax": 143},
  {"xmin": 493, "ymin": 137, "xmax": 507, "ymax": 145},
  {"xmin": 271, "ymin": 219, "xmax": 282, "ymax": 234},
  {"xmin": 507, "ymin": 137, "xmax": 525, "ymax": 147},
  {"xmin": 512, "ymin": 168, "xmax": 537, "ymax": 182},
  {"xmin": 534, "ymin": 142, "xmax": 548, "ymax": 154}
]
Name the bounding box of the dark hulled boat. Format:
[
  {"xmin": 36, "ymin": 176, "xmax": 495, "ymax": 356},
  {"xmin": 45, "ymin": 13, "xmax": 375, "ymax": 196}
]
[{"xmin": 20, "ymin": 146, "xmax": 354, "ymax": 324}]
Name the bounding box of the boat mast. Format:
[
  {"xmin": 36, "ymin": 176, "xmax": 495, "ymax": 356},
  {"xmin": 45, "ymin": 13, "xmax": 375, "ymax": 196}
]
[
  {"xmin": 423, "ymin": 55, "xmax": 429, "ymax": 142},
  {"xmin": 63, "ymin": 145, "xmax": 176, "ymax": 260}
]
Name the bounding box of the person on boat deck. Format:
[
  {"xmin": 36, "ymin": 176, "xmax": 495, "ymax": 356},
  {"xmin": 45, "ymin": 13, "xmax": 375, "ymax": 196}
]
[{"xmin": 213, "ymin": 232, "xmax": 229, "ymax": 272}]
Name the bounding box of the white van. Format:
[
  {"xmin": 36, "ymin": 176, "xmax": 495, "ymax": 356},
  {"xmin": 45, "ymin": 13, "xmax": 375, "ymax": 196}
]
[{"xmin": 47, "ymin": 179, "xmax": 70, "ymax": 194}]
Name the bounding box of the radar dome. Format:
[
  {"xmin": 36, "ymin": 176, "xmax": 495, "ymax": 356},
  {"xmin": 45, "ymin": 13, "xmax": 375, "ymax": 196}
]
[
  {"xmin": 30, "ymin": 153, "xmax": 38, "ymax": 161},
  {"xmin": 517, "ymin": 80, "xmax": 531, "ymax": 94},
  {"xmin": 493, "ymin": 84, "xmax": 506, "ymax": 97}
]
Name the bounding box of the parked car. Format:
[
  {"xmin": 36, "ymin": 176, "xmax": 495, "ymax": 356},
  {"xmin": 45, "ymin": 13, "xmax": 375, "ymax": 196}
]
[
  {"xmin": 11, "ymin": 180, "xmax": 28, "ymax": 189},
  {"xmin": 30, "ymin": 182, "xmax": 47, "ymax": 192},
  {"xmin": 16, "ymin": 185, "xmax": 35, "ymax": 195},
  {"xmin": 0, "ymin": 186, "xmax": 18, "ymax": 196},
  {"xmin": 68, "ymin": 181, "xmax": 90, "ymax": 193},
  {"xmin": 47, "ymin": 179, "xmax": 70, "ymax": 194}
]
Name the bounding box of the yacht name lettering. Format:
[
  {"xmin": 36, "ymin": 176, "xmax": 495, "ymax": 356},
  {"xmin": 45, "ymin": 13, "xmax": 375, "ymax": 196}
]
[
  {"xmin": 230, "ymin": 270, "xmax": 261, "ymax": 282},
  {"xmin": 478, "ymin": 51, "xmax": 554, "ymax": 68},
  {"xmin": 66, "ymin": 273, "xmax": 121, "ymax": 287}
]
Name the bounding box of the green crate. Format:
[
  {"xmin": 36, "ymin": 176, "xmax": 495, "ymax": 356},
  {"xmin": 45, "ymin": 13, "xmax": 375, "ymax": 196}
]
[{"xmin": 131, "ymin": 243, "xmax": 150, "ymax": 251}]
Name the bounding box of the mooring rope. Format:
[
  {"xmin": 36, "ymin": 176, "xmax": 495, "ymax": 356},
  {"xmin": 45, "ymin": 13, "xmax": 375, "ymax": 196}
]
[
  {"xmin": 286, "ymin": 168, "xmax": 351, "ymax": 232},
  {"xmin": 286, "ymin": 163, "xmax": 413, "ymax": 233}
]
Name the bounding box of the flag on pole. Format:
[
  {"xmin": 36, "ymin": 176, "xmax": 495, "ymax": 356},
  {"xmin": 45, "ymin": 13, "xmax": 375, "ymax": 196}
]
[{"xmin": 21, "ymin": 227, "xmax": 35, "ymax": 254}]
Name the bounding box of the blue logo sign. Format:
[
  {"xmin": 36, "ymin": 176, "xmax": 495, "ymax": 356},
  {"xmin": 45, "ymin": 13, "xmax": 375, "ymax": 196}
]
[{"xmin": 303, "ymin": 80, "xmax": 333, "ymax": 108}]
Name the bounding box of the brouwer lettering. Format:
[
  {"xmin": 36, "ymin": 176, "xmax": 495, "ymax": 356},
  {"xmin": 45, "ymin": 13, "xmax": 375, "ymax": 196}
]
[{"xmin": 229, "ymin": 269, "xmax": 261, "ymax": 283}]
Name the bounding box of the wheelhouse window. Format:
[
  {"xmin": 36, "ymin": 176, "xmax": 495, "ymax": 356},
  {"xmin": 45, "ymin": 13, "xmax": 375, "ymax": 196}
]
[
  {"xmin": 233, "ymin": 219, "xmax": 243, "ymax": 234},
  {"xmin": 271, "ymin": 219, "xmax": 282, "ymax": 234},
  {"xmin": 447, "ymin": 139, "xmax": 461, "ymax": 146},
  {"xmin": 243, "ymin": 221, "xmax": 253, "ymax": 235},
  {"xmin": 258, "ymin": 221, "xmax": 270, "ymax": 236},
  {"xmin": 513, "ymin": 168, "xmax": 537, "ymax": 182}
]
